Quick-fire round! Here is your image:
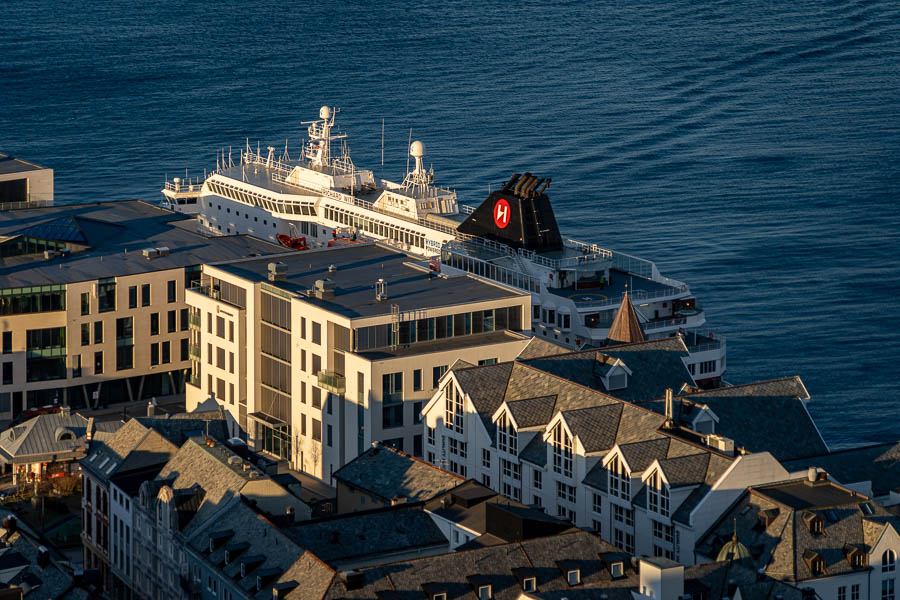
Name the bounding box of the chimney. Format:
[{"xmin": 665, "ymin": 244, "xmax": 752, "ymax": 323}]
[
  {"xmin": 147, "ymin": 401, "xmax": 156, "ymax": 417},
  {"xmin": 86, "ymin": 417, "xmax": 95, "ymax": 441},
  {"xmin": 268, "ymin": 262, "xmax": 287, "ymax": 282},
  {"xmin": 639, "ymin": 559, "xmax": 684, "ymax": 600},
  {"xmin": 807, "ymin": 467, "xmax": 817, "ymax": 482},
  {"xmin": 60, "ymin": 405, "xmax": 71, "ymax": 417},
  {"xmin": 664, "ymin": 388, "xmax": 674, "ymax": 428}
]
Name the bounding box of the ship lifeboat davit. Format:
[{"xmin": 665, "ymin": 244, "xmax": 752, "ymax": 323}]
[{"xmin": 276, "ymin": 234, "xmax": 308, "ymax": 251}]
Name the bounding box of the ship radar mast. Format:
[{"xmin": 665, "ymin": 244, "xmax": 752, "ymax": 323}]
[
  {"xmin": 303, "ymin": 106, "xmax": 352, "ymax": 171},
  {"xmin": 402, "ymin": 140, "xmax": 436, "ymax": 198}
]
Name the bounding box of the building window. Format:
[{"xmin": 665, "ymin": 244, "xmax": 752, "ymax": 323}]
[
  {"xmin": 533, "ymin": 469, "xmax": 542, "ymax": 490},
  {"xmin": 81, "ymin": 292, "xmax": 91, "ymax": 315},
  {"xmin": 444, "ymin": 380, "xmax": 464, "ymax": 434},
  {"xmin": 94, "ymin": 351, "xmax": 103, "ymax": 374},
  {"xmin": 482, "ymin": 448, "xmax": 491, "ymax": 469},
  {"xmin": 413, "ymin": 369, "xmax": 422, "ymax": 391},
  {"xmin": 128, "ymin": 286, "xmax": 137, "ymax": 309},
  {"xmin": 647, "ymin": 470, "xmax": 670, "ymax": 517},
  {"xmin": 608, "ymin": 454, "xmax": 630, "ymax": 501},
  {"xmin": 567, "ymin": 570, "xmax": 580, "ymax": 586},
  {"xmin": 482, "ymin": 474, "xmax": 491, "ymax": 488},
  {"xmin": 141, "ymin": 284, "xmax": 150, "ymax": 307},
  {"xmin": 150, "ymin": 313, "xmax": 159, "ymax": 336},
  {"xmin": 556, "ymin": 481, "xmax": 576, "ymax": 503},
  {"xmin": 81, "ymin": 323, "xmax": 90, "ymax": 346},
  {"xmin": 167, "ymin": 310, "xmax": 176, "ymax": 333},
  {"xmin": 654, "ymin": 544, "xmax": 675, "ymax": 560},
  {"xmin": 312, "ymin": 321, "xmax": 321, "ymax": 345},
  {"xmin": 180, "ymin": 308, "xmax": 189, "ymax": 331},
  {"xmin": 312, "ymin": 419, "xmax": 321, "ymax": 442},
  {"xmin": 839, "ymin": 587, "xmax": 847, "ymax": 600},
  {"xmin": 1, "ymin": 332, "xmax": 9, "ymax": 355},
  {"xmin": 479, "ymin": 586, "xmax": 491, "ymax": 600},
  {"xmin": 412, "ymin": 401, "xmax": 423, "ymax": 425},
  {"xmin": 502, "ymin": 481, "xmax": 521, "ymax": 501},
  {"xmin": 883, "ymin": 579, "xmax": 895, "ymax": 600},
  {"xmin": 432, "ymin": 365, "xmax": 447, "ymax": 388},
  {"xmin": 150, "ymin": 343, "xmax": 159, "ymax": 366},
  {"xmin": 2, "ymin": 362, "xmax": 11, "ymax": 385},
  {"xmin": 652, "ymin": 519, "xmax": 674, "ymax": 543},
  {"xmin": 592, "ymin": 493, "xmax": 602, "ymax": 515},
  {"xmin": 852, "ymin": 585, "xmax": 860, "ymax": 600},
  {"xmin": 161, "ymin": 341, "xmax": 170, "ymax": 364},
  {"xmin": 94, "ymin": 321, "xmax": 103, "ymax": 344},
  {"xmin": 167, "ymin": 280, "xmax": 176, "ymax": 303},
  {"xmin": 614, "ymin": 528, "xmax": 635, "ymax": 554},
  {"xmin": 613, "ymin": 504, "xmax": 634, "ymax": 527},
  {"xmin": 426, "ymin": 426, "xmax": 435, "ymax": 446},
  {"xmin": 552, "ymin": 424, "xmax": 573, "ymax": 478},
  {"xmin": 885, "ymin": 550, "xmax": 897, "ymax": 572},
  {"xmin": 382, "ymin": 404, "xmax": 403, "ymax": 429},
  {"xmin": 497, "ymin": 412, "xmax": 517, "ymax": 454},
  {"xmin": 501, "ymin": 458, "xmax": 521, "ymax": 481}
]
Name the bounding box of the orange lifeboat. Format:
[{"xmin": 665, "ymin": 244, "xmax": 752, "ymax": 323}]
[{"xmin": 276, "ymin": 234, "xmax": 308, "ymax": 251}]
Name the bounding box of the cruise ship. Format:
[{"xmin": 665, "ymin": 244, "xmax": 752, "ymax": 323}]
[{"xmin": 163, "ymin": 106, "xmax": 726, "ymax": 385}]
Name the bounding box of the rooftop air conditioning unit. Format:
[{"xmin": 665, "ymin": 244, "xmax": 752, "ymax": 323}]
[
  {"xmin": 706, "ymin": 433, "xmax": 735, "ymax": 455},
  {"xmin": 156, "ymin": 246, "xmax": 170, "ymax": 257},
  {"xmin": 142, "ymin": 248, "xmax": 159, "ymax": 259},
  {"xmin": 268, "ymin": 261, "xmax": 287, "ymax": 281}
]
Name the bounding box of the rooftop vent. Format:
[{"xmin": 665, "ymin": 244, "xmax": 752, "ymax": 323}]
[
  {"xmin": 157, "ymin": 246, "xmax": 170, "ymax": 256},
  {"xmin": 227, "ymin": 455, "xmax": 242, "ymax": 466},
  {"xmin": 43, "ymin": 250, "xmax": 57, "ymax": 259},
  {"xmin": 248, "ymin": 469, "xmax": 261, "ymax": 479},
  {"xmin": 375, "ymin": 278, "xmax": 388, "ymax": 301},
  {"xmin": 314, "ymin": 278, "xmax": 336, "ymax": 299},
  {"xmin": 268, "ymin": 262, "xmax": 287, "ymax": 281},
  {"xmin": 706, "ymin": 433, "xmax": 735, "ymax": 456},
  {"xmin": 142, "ymin": 248, "xmax": 159, "ymax": 259},
  {"xmin": 328, "ymin": 264, "xmax": 337, "ymax": 273}
]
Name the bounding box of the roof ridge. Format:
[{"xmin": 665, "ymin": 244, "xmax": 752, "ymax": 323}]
[{"xmin": 680, "ymin": 376, "xmax": 804, "ymax": 395}]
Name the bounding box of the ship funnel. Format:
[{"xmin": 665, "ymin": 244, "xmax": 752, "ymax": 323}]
[
  {"xmin": 513, "ymin": 172, "xmax": 532, "ymax": 195},
  {"xmin": 530, "ymin": 178, "xmax": 544, "ymax": 196},
  {"xmin": 539, "ymin": 178, "xmax": 552, "ymax": 195},
  {"xmin": 505, "ymin": 173, "xmax": 521, "ymax": 191}
]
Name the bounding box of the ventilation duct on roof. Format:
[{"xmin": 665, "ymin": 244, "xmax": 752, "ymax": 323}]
[
  {"xmin": 268, "ymin": 262, "xmax": 287, "ymax": 281},
  {"xmin": 314, "ymin": 278, "xmax": 336, "ymax": 299}
]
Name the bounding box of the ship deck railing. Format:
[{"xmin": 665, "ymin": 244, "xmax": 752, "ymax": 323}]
[
  {"xmin": 569, "ymin": 285, "xmax": 691, "ymax": 309},
  {"xmin": 164, "ymin": 181, "xmax": 204, "ymax": 193}
]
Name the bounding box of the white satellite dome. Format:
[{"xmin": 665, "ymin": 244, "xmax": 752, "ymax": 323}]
[
  {"xmin": 319, "ymin": 105, "xmax": 331, "ymax": 120},
  {"xmin": 410, "ymin": 140, "xmax": 425, "ymax": 158}
]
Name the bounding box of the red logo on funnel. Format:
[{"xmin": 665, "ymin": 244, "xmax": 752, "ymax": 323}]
[{"xmin": 493, "ymin": 198, "xmax": 511, "ymax": 229}]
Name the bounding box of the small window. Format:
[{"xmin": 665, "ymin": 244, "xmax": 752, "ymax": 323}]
[
  {"xmin": 478, "ymin": 585, "xmax": 491, "ymax": 600},
  {"xmin": 434, "ymin": 594, "xmax": 446, "ymax": 600},
  {"xmin": 610, "ymin": 562, "xmax": 624, "ymax": 579},
  {"xmin": 523, "ymin": 578, "xmax": 536, "ymax": 592},
  {"xmin": 567, "ymin": 570, "xmax": 580, "ymax": 586}
]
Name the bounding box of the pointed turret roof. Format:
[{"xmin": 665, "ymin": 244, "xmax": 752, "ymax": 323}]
[{"xmin": 607, "ymin": 289, "xmax": 645, "ymax": 344}]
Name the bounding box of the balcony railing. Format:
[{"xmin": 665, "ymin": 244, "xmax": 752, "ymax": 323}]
[
  {"xmin": 317, "ymin": 371, "xmax": 346, "ymax": 394},
  {"xmin": 188, "ymin": 313, "xmax": 201, "ymax": 329},
  {"xmin": 188, "ymin": 344, "xmax": 201, "ymax": 361}
]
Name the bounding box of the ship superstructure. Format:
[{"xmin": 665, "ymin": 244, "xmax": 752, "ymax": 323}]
[{"xmin": 165, "ymin": 106, "xmax": 726, "ymax": 384}]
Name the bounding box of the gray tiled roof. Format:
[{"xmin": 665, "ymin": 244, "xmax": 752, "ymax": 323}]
[
  {"xmin": 642, "ymin": 378, "xmax": 827, "ymax": 462},
  {"xmin": 136, "ymin": 412, "xmax": 229, "ymax": 445},
  {"xmin": 155, "ymin": 438, "xmax": 256, "ymax": 535},
  {"xmin": 284, "ymin": 503, "xmax": 448, "ymax": 568},
  {"xmin": 188, "ymin": 497, "xmax": 308, "ymax": 600},
  {"xmin": 783, "ymin": 441, "xmax": 900, "ymax": 498},
  {"xmin": 454, "ymin": 362, "xmax": 514, "ymax": 440},
  {"xmin": 669, "ymin": 453, "xmax": 735, "ymax": 524},
  {"xmin": 0, "ymin": 412, "xmax": 121, "ymax": 464},
  {"xmin": 519, "ymin": 435, "xmax": 547, "ymax": 466},
  {"xmin": 506, "ymin": 396, "xmax": 557, "ymax": 429},
  {"xmin": 81, "ymin": 418, "xmax": 177, "ymax": 482},
  {"xmin": 519, "ymin": 338, "xmax": 692, "ymax": 403},
  {"xmin": 695, "ymin": 478, "xmax": 895, "ymax": 583},
  {"xmin": 334, "ymin": 444, "xmax": 464, "ymax": 503},
  {"xmin": 322, "ymin": 530, "xmax": 620, "ymax": 600},
  {"xmin": 516, "ymin": 337, "xmax": 571, "ymax": 360}
]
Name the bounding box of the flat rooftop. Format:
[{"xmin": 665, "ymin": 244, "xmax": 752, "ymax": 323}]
[
  {"xmin": 0, "ymin": 200, "xmax": 284, "ymax": 288},
  {"xmin": 752, "ymin": 479, "xmax": 864, "ymax": 510},
  {"xmin": 0, "ymin": 153, "xmax": 47, "ymax": 175},
  {"xmin": 214, "ymin": 243, "xmax": 525, "ymax": 319}
]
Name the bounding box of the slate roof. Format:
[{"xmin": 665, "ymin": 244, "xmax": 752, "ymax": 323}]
[
  {"xmin": 519, "ymin": 435, "xmax": 547, "ymax": 467},
  {"xmin": 606, "ymin": 290, "xmax": 645, "ymax": 344},
  {"xmin": 516, "ymin": 337, "xmax": 571, "ymax": 360},
  {"xmin": 153, "ymin": 438, "xmax": 258, "ymax": 535},
  {"xmin": 424, "ymin": 480, "xmax": 572, "ymax": 542},
  {"xmin": 641, "ymin": 378, "xmax": 827, "ymax": 462},
  {"xmin": 136, "ymin": 410, "xmax": 229, "ymax": 445},
  {"xmin": 783, "ymin": 441, "xmax": 900, "ymax": 498},
  {"xmin": 526, "ymin": 559, "xmax": 803, "ymax": 600},
  {"xmin": 284, "ymin": 503, "xmax": 448, "ymax": 568},
  {"xmin": 322, "ymin": 530, "xmax": 620, "ymax": 600},
  {"xmin": 334, "ymin": 443, "xmax": 464, "ymax": 503},
  {"xmin": 0, "ymin": 412, "xmax": 121, "ymax": 464},
  {"xmin": 81, "ymin": 419, "xmax": 178, "ymax": 483},
  {"xmin": 188, "ymin": 497, "xmax": 314, "ymax": 600},
  {"xmin": 0, "ymin": 510, "xmax": 89, "ymax": 599},
  {"xmin": 517, "ymin": 337, "xmax": 692, "ymax": 403},
  {"xmin": 275, "ymin": 551, "xmax": 336, "ymax": 600},
  {"xmin": 506, "ymin": 396, "xmax": 557, "ymax": 429},
  {"xmin": 696, "ymin": 478, "xmax": 897, "ymax": 583}
]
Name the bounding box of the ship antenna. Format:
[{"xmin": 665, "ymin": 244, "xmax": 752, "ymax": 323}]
[
  {"xmin": 229, "ymin": 146, "xmax": 233, "ymax": 168},
  {"xmin": 406, "ymin": 128, "xmax": 412, "ymax": 178},
  {"xmin": 381, "ymin": 118, "xmax": 385, "ymax": 173}
]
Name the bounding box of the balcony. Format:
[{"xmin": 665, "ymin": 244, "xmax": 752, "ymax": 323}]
[
  {"xmin": 188, "ymin": 344, "xmax": 201, "ymax": 361},
  {"xmin": 188, "ymin": 313, "xmax": 201, "ymax": 330},
  {"xmin": 317, "ymin": 371, "xmax": 345, "ymax": 394}
]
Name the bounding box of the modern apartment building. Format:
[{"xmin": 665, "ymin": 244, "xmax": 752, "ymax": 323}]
[
  {"xmin": 0, "ymin": 200, "xmax": 281, "ymax": 418},
  {"xmin": 0, "ymin": 152, "xmax": 53, "ymax": 209},
  {"xmin": 184, "ymin": 242, "xmax": 533, "ymax": 482},
  {"xmin": 421, "ymin": 339, "xmax": 829, "ymax": 564}
]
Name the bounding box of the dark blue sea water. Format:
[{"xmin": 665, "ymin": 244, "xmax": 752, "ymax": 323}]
[{"xmin": 2, "ymin": 1, "xmax": 899, "ymax": 447}]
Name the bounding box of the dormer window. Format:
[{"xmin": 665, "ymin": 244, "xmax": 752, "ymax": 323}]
[
  {"xmin": 606, "ymin": 370, "xmax": 627, "ymax": 391},
  {"xmin": 610, "ymin": 562, "xmax": 624, "ymax": 579},
  {"xmin": 478, "ymin": 585, "xmax": 492, "ymax": 600},
  {"xmin": 497, "ymin": 413, "xmax": 517, "ymax": 455},
  {"xmin": 757, "ymin": 508, "xmax": 779, "ymax": 529},
  {"xmin": 523, "ymin": 578, "xmax": 536, "ymax": 592},
  {"xmin": 804, "ymin": 550, "xmax": 826, "ymax": 576},
  {"xmin": 567, "ymin": 570, "xmax": 581, "ymax": 586},
  {"xmin": 647, "ymin": 471, "xmax": 670, "ymax": 517},
  {"xmin": 883, "ymin": 550, "xmax": 897, "ymax": 572},
  {"xmin": 802, "ymin": 512, "xmax": 824, "ymax": 535},
  {"xmin": 434, "ymin": 594, "xmax": 446, "ymax": 600}
]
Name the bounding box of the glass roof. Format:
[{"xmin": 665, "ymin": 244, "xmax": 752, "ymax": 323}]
[{"xmin": 15, "ymin": 216, "xmax": 87, "ymax": 243}]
